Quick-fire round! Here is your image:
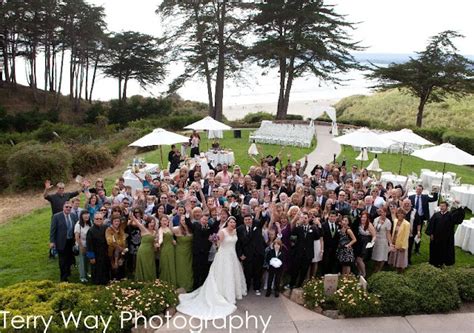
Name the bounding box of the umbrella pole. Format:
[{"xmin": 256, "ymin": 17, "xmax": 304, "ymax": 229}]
[
  {"xmin": 160, "ymin": 145, "xmax": 164, "ymax": 168},
  {"xmin": 439, "ymin": 162, "xmax": 446, "ymax": 204},
  {"xmin": 398, "ymin": 143, "xmax": 405, "ymax": 175}
]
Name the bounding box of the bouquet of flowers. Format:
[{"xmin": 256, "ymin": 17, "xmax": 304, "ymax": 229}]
[{"xmin": 209, "ymin": 233, "xmax": 220, "ymax": 244}]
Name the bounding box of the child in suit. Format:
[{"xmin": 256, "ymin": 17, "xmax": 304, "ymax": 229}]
[{"xmin": 265, "ymin": 239, "xmax": 285, "ymax": 297}]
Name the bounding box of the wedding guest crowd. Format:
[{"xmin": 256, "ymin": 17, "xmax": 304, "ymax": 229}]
[{"xmin": 48, "ymin": 151, "xmax": 465, "ymax": 294}]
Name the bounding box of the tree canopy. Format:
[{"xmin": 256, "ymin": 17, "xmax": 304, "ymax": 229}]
[{"xmin": 367, "ymin": 30, "xmax": 474, "ymax": 127}]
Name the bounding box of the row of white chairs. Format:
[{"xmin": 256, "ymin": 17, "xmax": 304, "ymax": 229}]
[{"xmin": 250, "ymin": 121, "xmax": 315, "ymax": 147}]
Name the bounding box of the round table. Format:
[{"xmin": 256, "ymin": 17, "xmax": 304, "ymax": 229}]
[
  {"xmin": 454, "ymin": 219, "xmax": 474, "ymax": 254},
  {"xmin": 380, "ymin": 174, "xmax": 409, "ymax": 187},
  {"xmin": 420, "ymin": 170, "xmax": 453, "ymax": 193},
  {"xmin": 206, "ymin": 150, "xmax": 235, "ymax": 167},
  {"xmin": 123, "ymin": 163, "xmax": 159, "ymax": 194},
  {"xmin": 451, "ymin": 185, "xmax": 474, "ymax": 212}
]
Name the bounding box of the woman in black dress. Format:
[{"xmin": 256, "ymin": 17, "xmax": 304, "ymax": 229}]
[{"xmin": 336, "ymin": 216, "xmax": 357, "ymax": 275}]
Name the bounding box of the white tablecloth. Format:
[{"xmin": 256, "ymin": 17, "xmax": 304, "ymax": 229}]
[
  {"xmin": 454, "ymin": 219, "xmax": 474, "ymax": 254},
  {"xmin": 380, "ymin": 174, "xmax": 409, "ymax": 187},
  {"xmin": 123, "ymin": 163, "xmax": 159, "ymax": 194},
  {"xmin": 205, "ymin": 151, "xmax": 235, "ymax": 167},
  {"xmin": 451, "ymin": 185, "xmax": 474, "ymax": 212},
  {"xmin": 420, "ymin": 170, "xmax": 453, "ymax": 193}
]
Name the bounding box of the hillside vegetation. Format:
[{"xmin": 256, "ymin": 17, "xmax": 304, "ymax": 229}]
[{"xmin": 335, "ymin": 89, "xmax": 474, "ymax": 130}]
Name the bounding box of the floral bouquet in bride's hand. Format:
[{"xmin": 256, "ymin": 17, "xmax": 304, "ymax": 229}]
[{"xmin": 209, "ymin": 233, "xmax": 220, "ymax": 244}]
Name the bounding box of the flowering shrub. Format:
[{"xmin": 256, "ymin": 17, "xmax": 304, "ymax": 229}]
[
  {"xmin": 0, "ymin": 279, "xmax": 178, "ymax": 332},
  {"xmin": 91, "ymin": 279, "xmax": 178, "ymax": 331},
  {"xmin": 303, "ymin": 275, "xmax": 381, "ymax": 318},
  {"xmin": 334, "ymin": 276, "xmax": 382, "ymax": 318},
  {"xmin": 302, "ymin": 277, "xmax": 329, "ymax": 310}
]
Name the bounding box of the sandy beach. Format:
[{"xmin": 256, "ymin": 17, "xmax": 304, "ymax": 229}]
[{"xmin": 223, "ymin": 98, "xmax": 341, "ymax": 121}]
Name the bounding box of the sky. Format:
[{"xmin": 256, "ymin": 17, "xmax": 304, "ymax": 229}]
[
  {"xmin": 89, "ymin": 0, "xmax": 474, "ymax": 54},
  {"xmin": 14, "ymin": 0, "xmax": 474, "ymax": 103}
]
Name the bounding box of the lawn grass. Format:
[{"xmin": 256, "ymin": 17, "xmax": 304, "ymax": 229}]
[
  {"xmin": 0, "ymin": 130, "xmax": 314, "ymax": 288},
  {"xmin": 139, "ymin": 129, "xmax": 315, "ymax": 174},
  {"xmin": 339, "ymin": 145, "xmax": 474, "ymax": 185}
]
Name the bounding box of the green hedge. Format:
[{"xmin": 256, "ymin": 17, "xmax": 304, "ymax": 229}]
[
  {"xmin": 71, "ymin": 144, "xmax": 115, "ymax": 176},
  {"xmin": 368, "ymin": 271, "xmax": 419, "ymax": 315},
  {"xmin": 0, "ymin": 144, "xmax": 12, "ymax": 189},
  {"xmin": 442, "ymin": 130, "xmax": 474, "ymax": 155},
  {"xmin": 7, "ymin": 143, "xmax": 72, "ymax": 189},
  {"xmin": 0, "ymin": 279, "xmax": 178, "ymax": 332},
  {"xmin": 406, "ymin": 263, "xmax": 460, "ymax": 313},
  {"xmin": 445, "ymin": 267, "xmax": 474, "ymax": 302}
]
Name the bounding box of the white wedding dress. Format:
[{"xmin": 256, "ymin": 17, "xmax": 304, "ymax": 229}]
[{"xmin": 177, "ymin": 228, "xmax": 247, "ymax": 320}]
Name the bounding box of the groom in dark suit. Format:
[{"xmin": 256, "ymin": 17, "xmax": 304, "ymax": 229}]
[
  {"xmin": 50, "ymin": 201, "xmax": 78, "ymax": 282},
  {"xmin": 186, "ymin": 215, "xmax": 212, "ymax": 290},
  {"xmin": 236, "ymin": 208, "xmax": 265, "ymax": 296},
  {"xmin": 290, "ymin": 212, "xmax": 317, "ymax": 288}
]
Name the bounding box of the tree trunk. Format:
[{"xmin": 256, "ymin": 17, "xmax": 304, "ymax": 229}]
[
  {"xmin": 281, "ymin": 57, "xmax": 295, "ymax": 119},
  {"xmin": 44, "ymin": 43, "xmax": 49, "ymax": 105},
  {"xmin": 69, "ymin": 47, "xmax": 75, "ymax": 99},
  {"xmin": 416, "ymin": 97, "xmax": 426, "ymax": 127},
  {"xmin": 84, "ymin": 55, "xmax": 89, "ymax": 101},
  {"xmin": 276, "ymin": 57, "xmax": 287, "ymax": 120},
  {"xmin": 118, "ymin": 75, "xmax": 122, "ymax": 101},
  {"xmin": 2, "ymin": 32, "xmax": 9, "ymax": 83},
  {"xmin": 89, "ymin": 55, "xmax": 99, "ymax": 102},
  {"xmin": 122, "ymin": 75, "xmax": 129, "ymax": 102},
  {"xmin": 56, "ymin": 44, "xmax": 66, "ymax": 107},
  {"xmin": 213, "ymin": 3, "xmax": 226, "ymax": 121},
  {"xmin": 10, "ymin": 35, "xmax": 16, "ymax": 84},
  {"xmin": 193, "ymin": 4, "xmax": 214, "ymax": 116}
]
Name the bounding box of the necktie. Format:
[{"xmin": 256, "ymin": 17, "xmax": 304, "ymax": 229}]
[
  {"xmin": 66, "ymin": 214, "xmax": 72, "ymax": 239},
  {"xmin": 247, "ymin": 226, "xmax": 250, "ymax": 234},
  {"xmin": 330, "ymin": 223, "xmax": 335, "ymax": 237},
  {"xmin": 416, "ymin": 196, "xmax": 423, "ymax": 216}
]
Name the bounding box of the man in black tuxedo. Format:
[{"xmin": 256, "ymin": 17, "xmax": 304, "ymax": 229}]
[
  {"xmin": 289, "ymin": 212, "xmax": 318, "ymax": 288},
  {"xmin": 265, "ymin": 239, "xmax": 285, "ymax": 297},
  {"xmin": 409, "ymin": 185, "xmax": 439, "ymax": 254},
  {"xmin": 322, "ymin": 211, "xmax": 340, "ymax": 274},
  {"xmin": 364, "ymin": 196, "xmax": 379, "ymax": 221},
  {"xmin": 186, "ymin": 214, "xmax": 213, "ymax": 290},
  {"xmin": 236, "ymin": 208, "xmax": 265, "ymax": 295},
  {"xmin": 49, "ymin": 201, "xmax": 79, "ymax": 282}
]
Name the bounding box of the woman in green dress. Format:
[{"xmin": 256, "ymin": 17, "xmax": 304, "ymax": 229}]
[
  {"xmin": 158, "ymin": 215, "xmax": 177, "ymax": 287},
  {"xmin": 130, "ymin": 214, "xmax": 157, "ymax": 282},
  {"xmin": 174, "ymin": 215, "xmax": 194, "ymax": 291}
]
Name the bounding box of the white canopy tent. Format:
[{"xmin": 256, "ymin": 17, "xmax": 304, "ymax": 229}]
[
  {"xmin": 129, "ymin": 128, "xmax": 189, "ymax": 165},
  {"xmin": 411, "ymin": 143, "xmax": 474, "ymax": 197},
  {"xmin": 381, "ymin": 128, "xmax": 434, "ymax": 174}
]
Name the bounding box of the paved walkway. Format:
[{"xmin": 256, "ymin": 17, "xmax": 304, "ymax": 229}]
[
  {"xmin": 158, "ymin": 293, "xmax": 474, "ymax": 333},
  {"xmin": 299, "ymin": 124, "xmax": 341, "ymax": 170}
]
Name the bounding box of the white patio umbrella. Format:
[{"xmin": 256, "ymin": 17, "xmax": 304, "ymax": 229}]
[
  {"xmin": 333, "ymin": 127, "xmax": 394, "ymax": 149},
  {"xmin": 411, "ymin": 143, "xmax": 474, "ymax": 197},
  {"xmin": 184, "ymin": 116, "xmax": 232, "ymax": 131},
  {"xmin": 366, "ymin": 155, "xmax": 382, "ymax": 172},
  {"xmin": 381, "ymin": 128, "xmax": 434, "ymax": 174},
  {"xmin": 129, "ymin": 128, "xmax": 189, "ymax": 165}
]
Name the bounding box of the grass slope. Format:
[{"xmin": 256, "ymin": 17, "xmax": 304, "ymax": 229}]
[
  {"xmin": 335, "ymin": 89, "xmax": 474, "ymax": 130},
  {"xmin": 0, "ymin": 130, "xmax": 313, "ymax": 288}
]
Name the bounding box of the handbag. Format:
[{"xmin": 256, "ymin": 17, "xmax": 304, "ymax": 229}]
[{"xmin": 72, "ymin": 244, "xmax": 80, "ymax": 256}]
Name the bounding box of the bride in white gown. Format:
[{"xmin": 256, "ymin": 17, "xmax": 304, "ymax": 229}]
[{"xmin": 177, "ymin": 217, "xmax": 247, "ymax": 320}]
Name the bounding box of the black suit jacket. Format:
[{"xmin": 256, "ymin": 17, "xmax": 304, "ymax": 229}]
[
  {"xmin": 409, "ymin": 193, "xmax": 438, "ymax": 221},
  {"xmin": 322, "ymin": 221, "xmax": 340, "ymax": 251},
  {"xmin": 365, "ymin": 205, "xmax": 379, "ymax": 221},
  {"xmin": 265, "ymin": 248, "xmax": 285, "ymax": 268},
  {"xmin": 186, "ymin": 219, "xmax": 212, "ymax": 255},
  {"xmin": 291, "ymin": 225, "xmax": 319, "ymax": 259},
  {"xmin": 236, "ymin": 220, "xmax": 265, "ymax": 259},
  {"xmin": 50, "ymin": 212, "xmax": 78, "ymax": 251}
]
